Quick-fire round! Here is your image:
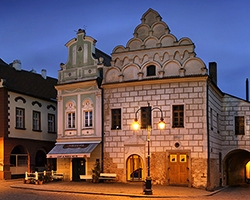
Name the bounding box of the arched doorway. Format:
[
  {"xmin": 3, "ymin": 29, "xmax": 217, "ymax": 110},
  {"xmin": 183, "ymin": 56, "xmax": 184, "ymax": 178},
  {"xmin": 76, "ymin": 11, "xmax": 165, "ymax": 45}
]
[
  {"xmin": 35, "ymin": 150, "xmax": 47, "ymax": 172},
  {"xmin": 126, "ymin": 154, "xmax": 144, "ymax": 181},
  {"xmin": 10, "ymin": 145, "xmax": 28, "ymax": 176},
  {"xmin": 224, "ymin": 149, "xmax": 250, "ymax": 185}
]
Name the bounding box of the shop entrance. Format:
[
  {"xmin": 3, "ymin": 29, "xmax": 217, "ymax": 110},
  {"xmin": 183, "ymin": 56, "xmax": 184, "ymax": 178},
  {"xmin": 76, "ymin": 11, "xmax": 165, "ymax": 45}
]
[
  {"xmin": 72, "ymin": 158, "xmax": 85, "ymax": 181},
  {"xmin": 168, "ymin": 152, "xmax": 189, "ymax": 186}
]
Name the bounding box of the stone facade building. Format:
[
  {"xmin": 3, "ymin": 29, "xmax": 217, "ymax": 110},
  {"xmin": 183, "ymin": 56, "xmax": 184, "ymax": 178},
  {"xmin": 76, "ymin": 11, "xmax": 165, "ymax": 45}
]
[
  {"xmin": 51, "ymin": 8, "xmax": 250, "ymax": 190},
  {"xmin": 101, "ymin": 9, "xmax": 250, "ymax": 189}
]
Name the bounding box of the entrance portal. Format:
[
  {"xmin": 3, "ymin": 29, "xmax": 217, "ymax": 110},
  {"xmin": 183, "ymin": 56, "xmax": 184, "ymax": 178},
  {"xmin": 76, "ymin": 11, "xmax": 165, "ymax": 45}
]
[
  {"xmin": 126, "ymin": 154, "xmax": 143, "ymax": 181},
  {"xmin": 168, "ymin": 152, "xmax": 189, "ymax": 186},
  {"xmin": 72, "ymin": 158, "xmax": 86, "ymax": 181}
]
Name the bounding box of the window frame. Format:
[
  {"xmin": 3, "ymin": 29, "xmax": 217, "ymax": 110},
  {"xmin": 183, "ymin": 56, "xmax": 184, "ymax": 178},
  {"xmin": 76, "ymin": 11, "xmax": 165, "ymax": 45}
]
[
  {"xmin": 32, "ymin": 110, "xmax": 41, "ymax": 131},
  {"xmin": 146, "ymin": 65, "xmax": 156, "ymax": 77},
  {"xmin": 235, "ymin": 116, "xmax": 245, "ymax": 135},
  {"xmin": 111, "ymin": 108, "xmax": 121, "ymax": 130},
  {"xmin": 172, "ymin": 105, "xmax": 184, "ymax": 128},
  {"xmin": 16, "ymin": 107, "xmax": 25, "ymax": 129},
  {"xmin": 83, "ymin": 110, "xmax": 93, "ymax": 128},
  {"xmin": 67, "ymin": 112, "xmax": 76, "ymax": 129},
  {"xmin": 48, "ymin": 113, "xmax": 56, "ymax": 133}
]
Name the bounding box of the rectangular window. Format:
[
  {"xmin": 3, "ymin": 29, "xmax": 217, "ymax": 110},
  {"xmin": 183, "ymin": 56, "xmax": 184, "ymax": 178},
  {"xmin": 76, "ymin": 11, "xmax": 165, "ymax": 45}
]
[
  {"xmin": 172, "ymin": 105, "xmax": 184, "ymax": 128},
  {"xmin": 33, "ymin": 111, "xmax": 41, "ymax": 131},
  {"xmin": 235, "ymin": 116, "xmax": 244, "ymax": 135},
  {"xmin": 48, "ymin": 114, "xmax": 56, "ymax": 133},
  {"xmin": 16, "ymin": 107, "xmax": 25, "ymax": 129},
  {"xmin": 84, "ymin": 111, "xmax": 93, "ymax": 127},
  {"xmin": 111, "ymin": 109, "xmax": 121, "ymax": 130},
  {"xmin": 67, "ymin": 112, "xmax": 75, "ymax": 128},
  {"xmin": 141, "ymin": 106, "xmax": 151, "ymax": 129}
]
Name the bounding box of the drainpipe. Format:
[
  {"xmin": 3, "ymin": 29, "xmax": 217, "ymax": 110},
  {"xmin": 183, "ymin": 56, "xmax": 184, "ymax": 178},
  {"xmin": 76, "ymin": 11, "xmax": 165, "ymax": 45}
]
[
  {"xmin": 206, "ymin": 80, "xmax": 211, "ymax": 190},
  {"xmin": 101, "ymin": 87, "xmax": 104, "ymax": 172}
]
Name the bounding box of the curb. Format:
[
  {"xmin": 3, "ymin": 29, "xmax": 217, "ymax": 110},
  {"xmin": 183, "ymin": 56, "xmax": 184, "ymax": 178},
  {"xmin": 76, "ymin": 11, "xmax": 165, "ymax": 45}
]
[{"xmin": 10, "ymin": 184, "xmax": 228, "ymax": 198}]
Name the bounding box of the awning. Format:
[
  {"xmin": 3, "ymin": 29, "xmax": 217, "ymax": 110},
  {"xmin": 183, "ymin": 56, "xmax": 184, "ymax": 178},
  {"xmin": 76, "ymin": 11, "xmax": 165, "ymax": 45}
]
[{"xmin": 47, "ymin": 142, "xmax": 100, "ymax": 158}]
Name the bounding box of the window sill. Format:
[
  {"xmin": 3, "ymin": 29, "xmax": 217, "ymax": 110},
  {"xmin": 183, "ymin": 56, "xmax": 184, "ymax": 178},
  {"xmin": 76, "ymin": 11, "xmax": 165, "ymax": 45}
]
[
  {"xmin": 32, "ymin": 129, "xmax": 42, "ymax": 132},
  {"xmin": 15, "ymin": 127, "xmax": 26, "ymax": 130}
]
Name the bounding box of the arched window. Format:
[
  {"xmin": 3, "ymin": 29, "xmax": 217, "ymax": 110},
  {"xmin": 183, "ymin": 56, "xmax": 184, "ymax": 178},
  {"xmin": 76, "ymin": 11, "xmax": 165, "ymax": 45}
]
[
  {"xmin": 82, "ymin": 99, "xmax": 93, "ymax": 128},
  {"xmin": 65, "ymin": 101, "xmax": 76, "ymax": 129},
  {"xmin": 146, "ymin": 65, "xmax": 156, "ymax": 76}
]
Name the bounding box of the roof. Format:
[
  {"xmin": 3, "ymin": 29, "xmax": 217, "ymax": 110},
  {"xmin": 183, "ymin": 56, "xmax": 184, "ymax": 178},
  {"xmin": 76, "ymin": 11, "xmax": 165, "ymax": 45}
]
[{"xmin": 0, "ymin": 58, "xmax": 57, "ymax": 101}]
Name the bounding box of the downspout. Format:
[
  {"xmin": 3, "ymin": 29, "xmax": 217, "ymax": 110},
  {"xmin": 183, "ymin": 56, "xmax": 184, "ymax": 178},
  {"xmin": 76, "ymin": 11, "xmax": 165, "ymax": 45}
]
[
  {"xmin": 101, "ymin": 87, "xmax": 104, "ymax": 172},
  {"xmin": 206, "ymin": 80, "xmax": 211, "ymax": 190}
]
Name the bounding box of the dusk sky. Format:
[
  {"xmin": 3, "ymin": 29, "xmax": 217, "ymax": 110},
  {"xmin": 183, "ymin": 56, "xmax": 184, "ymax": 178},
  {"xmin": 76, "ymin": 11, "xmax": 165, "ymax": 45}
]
[{"xmin": 1, "ymin": 0, "xmax": 250, "ymax": 99}]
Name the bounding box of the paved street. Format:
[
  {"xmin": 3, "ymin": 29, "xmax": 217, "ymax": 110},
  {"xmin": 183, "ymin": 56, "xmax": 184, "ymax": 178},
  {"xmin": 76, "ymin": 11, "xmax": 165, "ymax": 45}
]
[{"xmin": 1, "ymin": 179, "xmax": 250, "ymax": 200}]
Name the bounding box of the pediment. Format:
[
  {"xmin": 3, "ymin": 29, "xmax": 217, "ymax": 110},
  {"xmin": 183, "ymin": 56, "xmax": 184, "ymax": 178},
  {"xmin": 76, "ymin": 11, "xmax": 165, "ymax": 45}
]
[{"xmin": 124, "ymin": 134, "xmax": 145, "ymax": 146}]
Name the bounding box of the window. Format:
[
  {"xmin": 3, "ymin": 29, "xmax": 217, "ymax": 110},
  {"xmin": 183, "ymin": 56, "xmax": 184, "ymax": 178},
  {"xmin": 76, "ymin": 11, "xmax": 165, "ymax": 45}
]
[
  {"xmin": 16, "ymin": 107, "xmax": 25, "ymax": 129},
  {"xmin": 141, "ymin": 106, "xmax": 151, "ymax": 129},
  {"xmin": 33, "ymin": 111, "xmax": 41, "ymax": 131},
  {"xmin": 111, "ymin": 109, "xmax": 121, "ymax": 130},
  {"xmin": 210, "ymin": 108, "xmax": 213, "ymax": 130},
  {"xmin": 65, "ymin": 101, "xmax": 76, "ymax": 129},
  {"xmin": 67, "ymin": 112, "xmax": 75, "ymax": 128},
  {"xmin": 84, "ymin": 111, "xmax": 93, "ymax": 128},
  {"xmin": 146, "ymin": 65, "xmax": 156, "ymax": 76},
  {"xmin": 235, "ymin": 116, "xmax": 244, "ymax": 135},
  {"xmin": 172, "ymin": 105, "xmax": 184, "ymax": 128},
  {"xmin": 48, "ymin": 114, "xmax": 56, "ymax": 133},
  {"xmin": 82, "ymin": 99, "xmax": 94, "ymax": 129}
]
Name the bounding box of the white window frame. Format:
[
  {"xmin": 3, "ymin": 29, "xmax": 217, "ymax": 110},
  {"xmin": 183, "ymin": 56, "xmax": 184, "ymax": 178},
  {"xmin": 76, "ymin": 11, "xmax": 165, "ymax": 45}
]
[
  {"xmin": 82, "ymin": 99, "xmax": 94, "ymax": 129},
  {"xmin": 65, "ymin": 101, "xmax": 76, "ymax": 129}
]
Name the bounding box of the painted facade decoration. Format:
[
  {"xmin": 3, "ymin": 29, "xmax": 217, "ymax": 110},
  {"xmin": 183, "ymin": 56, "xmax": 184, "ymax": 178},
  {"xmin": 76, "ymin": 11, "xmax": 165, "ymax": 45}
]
[{"xmin": 47, "ymin": 29, "xmax": 111, "ymax": 181}]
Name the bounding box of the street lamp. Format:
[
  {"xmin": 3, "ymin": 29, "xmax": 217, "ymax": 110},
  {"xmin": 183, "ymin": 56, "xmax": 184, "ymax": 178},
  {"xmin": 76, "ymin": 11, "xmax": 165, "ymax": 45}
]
[{"xmin": 132, "ymin": 103, "xmax": 165, "ymax": 195}]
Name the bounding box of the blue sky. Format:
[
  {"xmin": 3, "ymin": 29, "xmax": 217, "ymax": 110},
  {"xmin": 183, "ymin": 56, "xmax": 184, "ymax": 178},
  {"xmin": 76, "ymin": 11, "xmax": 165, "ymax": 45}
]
[{"xmin": 1, "ymin": 0, "xmax": 250, "ymax": 99}]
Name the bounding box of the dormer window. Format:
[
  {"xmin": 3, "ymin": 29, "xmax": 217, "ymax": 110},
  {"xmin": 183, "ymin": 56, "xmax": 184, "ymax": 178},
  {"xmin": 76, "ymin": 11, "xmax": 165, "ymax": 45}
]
[{"xmin": 146, "ymin": 65, "xmax": 156, "ymax": 76}]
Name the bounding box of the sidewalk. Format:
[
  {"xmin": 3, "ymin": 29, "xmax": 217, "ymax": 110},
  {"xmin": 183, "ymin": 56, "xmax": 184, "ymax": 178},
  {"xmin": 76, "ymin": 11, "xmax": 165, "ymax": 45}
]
[{"xmin": 9, "ymin": 179, "xmax": 225, "ymax": 198}]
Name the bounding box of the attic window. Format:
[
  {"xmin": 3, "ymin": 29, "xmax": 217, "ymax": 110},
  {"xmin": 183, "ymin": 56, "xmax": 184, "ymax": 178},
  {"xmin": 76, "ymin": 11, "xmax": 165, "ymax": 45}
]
[{"xmin": 147, "ymin": 65, "xmax": 156, "ymax": 76}]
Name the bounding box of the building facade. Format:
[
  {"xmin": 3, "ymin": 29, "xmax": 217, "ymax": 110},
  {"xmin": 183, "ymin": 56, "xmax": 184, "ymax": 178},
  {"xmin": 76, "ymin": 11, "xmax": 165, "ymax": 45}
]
[
  {"xmin": 0, "ymin": 59, "xmax": 57, "ymax": 179},
  {"xmin": 47, "ymin": 29, "xmax": 111, "ymax": 181},
  {"xmin": 51, "ymin": 9, "xmax": 250, "ymax": 190},
  {"xmin": 101, "ymin": 9, "xmax": 250, "ymax": 189}
]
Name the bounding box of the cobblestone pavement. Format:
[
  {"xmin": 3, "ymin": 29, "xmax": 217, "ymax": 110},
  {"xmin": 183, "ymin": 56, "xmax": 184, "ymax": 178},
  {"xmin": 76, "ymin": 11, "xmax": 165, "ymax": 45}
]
[{"xmin": 8, "ymin": 179, "xmax": 221, "ymax": 198}]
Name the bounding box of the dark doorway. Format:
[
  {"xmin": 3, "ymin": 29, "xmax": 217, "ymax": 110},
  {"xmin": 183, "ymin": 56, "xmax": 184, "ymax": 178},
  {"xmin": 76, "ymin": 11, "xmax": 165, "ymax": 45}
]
[
  {"xmin": 35, "ymin": 150, "xmax": 47, "ymax": 171},
  {"xmin": 72, "ymin": 158, "xmax": 86, "ymax": 181}
]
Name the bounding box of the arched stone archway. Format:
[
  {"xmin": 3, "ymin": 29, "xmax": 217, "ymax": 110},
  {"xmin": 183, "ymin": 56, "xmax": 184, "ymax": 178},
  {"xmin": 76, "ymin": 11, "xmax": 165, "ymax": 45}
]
[
  {"xmin": 126, "ymin": 154, "xmax": 144, "ymax": 181},
  {"xmin": 10, "ymin": 145, "xmax": 28, "ymax": 176},
  {"xmin": 223, "ymin": 149, "xmax": 250, "ymax": 185}
]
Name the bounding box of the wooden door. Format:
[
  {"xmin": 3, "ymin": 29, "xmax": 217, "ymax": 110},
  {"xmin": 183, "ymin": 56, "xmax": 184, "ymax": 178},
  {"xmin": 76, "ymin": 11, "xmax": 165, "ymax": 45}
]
[{"xmin": 168, "ymin": 153, "xmax": 189, "ymax": 186}]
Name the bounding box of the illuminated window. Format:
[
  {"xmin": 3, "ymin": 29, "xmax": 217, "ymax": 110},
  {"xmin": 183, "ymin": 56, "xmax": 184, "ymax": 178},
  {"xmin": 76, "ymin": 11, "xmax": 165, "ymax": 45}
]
[{"xmin": 170, "ymin": 154, "xmax": 177, "ymax": 162}]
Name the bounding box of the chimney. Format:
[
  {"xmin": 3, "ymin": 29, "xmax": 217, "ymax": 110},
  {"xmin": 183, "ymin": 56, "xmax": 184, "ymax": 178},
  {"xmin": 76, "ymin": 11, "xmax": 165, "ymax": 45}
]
[
  {"xmin": 209, "ymin": 62, "xmax": 217, "ymax": 85},
  {"xmin": 13, "ymin": 60, "xmax": 21, "ymax": 71},
  {"xmin": 41, "ymin": 69, "xmax": 47, "ymax": 79},
  {"xmin": 246, "ymin": 78, "xmax": 249, "ymax": 102}
]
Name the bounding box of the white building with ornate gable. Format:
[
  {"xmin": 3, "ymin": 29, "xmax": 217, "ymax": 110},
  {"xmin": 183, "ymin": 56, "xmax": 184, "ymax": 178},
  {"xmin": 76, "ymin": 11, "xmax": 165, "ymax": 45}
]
[
  {"xmin": 50, "ymin": 9, "xmax": 250, "ymax": 190},
  {"xmin": 101, "ymin": 8, "xmax": 250, "ymax": 190}
]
